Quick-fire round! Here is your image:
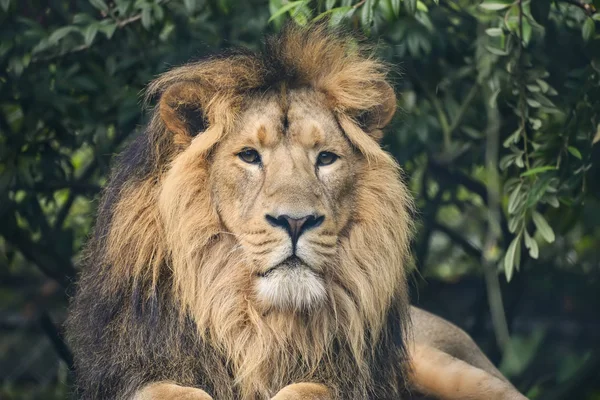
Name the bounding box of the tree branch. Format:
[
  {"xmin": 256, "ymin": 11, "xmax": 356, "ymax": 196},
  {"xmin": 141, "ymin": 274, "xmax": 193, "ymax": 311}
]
[{"xmin": 39, "ymin": 311, "xmax": 74, "ymax": 370}]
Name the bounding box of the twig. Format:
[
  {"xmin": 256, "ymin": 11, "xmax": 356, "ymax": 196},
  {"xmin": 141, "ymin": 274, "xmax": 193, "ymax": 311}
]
[
  {"xmin": 482, "ymin": 83, "xmax": 510, "ymax": 351},
  {"xmin": 39, "ymin": 311, "xmax": 74, "ymax": 370},
  {"xmin": 353, "ymin": 0, "xmax": 367, "ymax": 8},
  {"xmin": 448, "ymin": 83, "xmax": 479, "ymax": 137},
  {"xmin": 433, "ymin": 222, "xmax": 482, "ymax": 259}
]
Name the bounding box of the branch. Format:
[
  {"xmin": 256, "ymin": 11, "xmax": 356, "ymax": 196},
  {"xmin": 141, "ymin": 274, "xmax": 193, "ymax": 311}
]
[
  {"xmin": 39, "ymin": 311, "xmax": 74, "ymax": 370},
  {"xmin": 433, "ymin": 222, "xmax": 482, "ymax": 259},
  {"xmin": 1, "ymin": 224, "xmax": 75, "ymax": 287},
  {"xmin": 448, "ymin": 83, "xmax": 479, "ymax": 137}
]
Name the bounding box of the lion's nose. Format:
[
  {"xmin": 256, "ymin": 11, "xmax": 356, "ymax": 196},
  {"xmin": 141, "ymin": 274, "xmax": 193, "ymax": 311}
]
[{"xmin": 265, "ymin": 214, "xmax": 325, "ymax": 251}]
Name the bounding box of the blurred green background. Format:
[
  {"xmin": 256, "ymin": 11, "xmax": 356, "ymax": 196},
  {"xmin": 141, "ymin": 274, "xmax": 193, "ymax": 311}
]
[{"xmin": 1, "ymin": 0, "xmax": 599, "ymax": 399}]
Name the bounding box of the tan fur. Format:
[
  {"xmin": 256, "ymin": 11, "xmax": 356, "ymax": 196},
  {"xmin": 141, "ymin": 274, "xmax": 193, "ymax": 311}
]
[
  {"xmin": 271, "ymin": 383, "xmax": 332, "ymax": 400},
  {"xmin": 99, "ymin": 24, "xmax": 526, "ymax": 400},
  {"xmin": 133, "ymin": 383, "xmax": 213, "ymax": 400}
]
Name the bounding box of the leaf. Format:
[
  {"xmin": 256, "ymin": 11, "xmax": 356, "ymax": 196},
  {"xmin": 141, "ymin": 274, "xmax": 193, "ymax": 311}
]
[
  {"xmin": 330, "ymin": 7, "xmax": 354, "ymax": 25},
  {"xmin": 593, "ymin": 124, "xmax": 600, "ymax": 145},
  {"xmin": 268, "ymin": 1, "xmax": 304, "ymax": 22},
  {"xmin": 1, "ymin": 0, "xmax": 11, "ymax": 11},
  {"xmin": 479, "ymin": 0, "xmax": 512, "ymax": 11},
  {"xmin": 520, "ymin": 166, "xmax": 557, "ymax": 177},
  {"xmin": 582, "ymin": 18, "xmax": 595, "ymax": 42},
  {"xmin": 83, "ymin": 24, "xmax": 99, "ymax": 46},
  {"xmin": 526, "ymin": 98, "xmax": 541, "ymax": 107},
  {"xmin": 99, "ymin": 22, "xmax": 117, "ymax": 39},
  {"xmin": 48, "ymin": 26, "xmax": 79, "ymax": 45},
  {"xmin": 89, "ymin": 0, "xmax": 109, "ymax": 12},
  {"xmin": 521, "ymin": 18, "xmax": 532, "ymax": 46},
  {"xmin": 404, "ymin": 0, "xmax": 417, "ymax": 15},
  {"xmin": 326, "ymin": 0, "xmax": 337, "ymax": 9},
  {"xmin": 504, "ymin": 233, "xmax": 522, "ymax": 282},
  {"xmin": 532, "ymin": 211, "xmax": 555, "ymax": 243},
  {"xmin": 485, "ymin": 45, "xmax": 509, "ymax": 56},
  {"xmin": 361, "ymin": 0, "xmax": 376, "ymax": 30},
  {"xmin": 390, "ymin": 0, "xmax": 401, "ymax": 17},
  {"xmin": 291, "ymin": 4, "xmax": 312, "ymax": 25},
  {"xmin": 507, "ymin": 183, "xmax": 523, "ymax": 214},
  {"xmin": 485, "ymin": 28, "xmax": 503, "ymax": 37},
  {"xmin": 141, "ymin": 7, "xmax": 152, "ymax": 29},
  {"xmin": 524, "ymin": 230, "xmax": 539, "ymax": 259},
  {"xmin": 567, "ymin": 146, "xmax": 582, "ymax": 160},
  {"xmin": 503, "ymin": 128, "xmax": 522, "ymax": 148},
  {"xmin": 184, "ymin": 0, "xmax": 197, "ymax": 13},
  {"xmin": 313, "ymin": 6, "xmax": 353, "ymax": 23}
]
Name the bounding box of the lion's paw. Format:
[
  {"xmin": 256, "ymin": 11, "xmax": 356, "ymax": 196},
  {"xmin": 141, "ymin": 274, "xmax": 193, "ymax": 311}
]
[{"xmin": 271, "ymin": 383, "xmax": 332, "ymax": 400}]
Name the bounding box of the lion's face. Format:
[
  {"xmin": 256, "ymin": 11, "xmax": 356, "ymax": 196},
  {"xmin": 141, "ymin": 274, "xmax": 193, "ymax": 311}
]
[{"xmin": 210, "ymin": 89, "xmax": 357, "ymax": 311}]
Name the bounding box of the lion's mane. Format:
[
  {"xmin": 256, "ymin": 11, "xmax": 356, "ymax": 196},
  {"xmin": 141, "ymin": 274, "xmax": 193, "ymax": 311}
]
[{"xmin": 67, "ymin": 24, "xmax": 414, "ymax": 399}]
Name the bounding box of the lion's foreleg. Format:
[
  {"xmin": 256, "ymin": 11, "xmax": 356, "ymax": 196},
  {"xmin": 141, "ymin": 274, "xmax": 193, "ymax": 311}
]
[
  {"xmin": 132, "ymin": 382, "xmax": 213, "ymax": 400},
  {"xmin": 271, "ymin": 383, "xmax": 332, "ymax": 400},
  {"xmin": 409, "ymin": 344, "xmax": 528, "ymax": 400}
]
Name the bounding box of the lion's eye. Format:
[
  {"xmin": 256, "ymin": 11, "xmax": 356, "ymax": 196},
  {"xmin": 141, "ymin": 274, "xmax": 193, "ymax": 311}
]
[
  {"xmin": 238, "ymin": 148, "xmax": 261, "ymax": 164},
  {"xmin": 317, "ymin": 151, "xmax": 338, "ymax": 167}
]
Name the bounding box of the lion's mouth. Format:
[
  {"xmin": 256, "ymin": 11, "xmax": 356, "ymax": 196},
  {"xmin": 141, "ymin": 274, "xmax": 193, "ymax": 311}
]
[{"xmin": 258, "ymin": 255, "xmax": 310, "ymax": 277}]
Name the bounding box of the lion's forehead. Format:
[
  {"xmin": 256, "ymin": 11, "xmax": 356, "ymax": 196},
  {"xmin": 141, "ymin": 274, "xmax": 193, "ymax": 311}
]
[{"xmin": 234, "ymin": 89, "xmax": 344, "ymax": 150}]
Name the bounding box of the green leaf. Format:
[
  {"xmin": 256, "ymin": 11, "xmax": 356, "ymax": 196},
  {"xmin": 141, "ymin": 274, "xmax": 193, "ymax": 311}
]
[
  {"xmin": 417, "ymin": 1, "xmax": 428, "ymax": 12},
  {"xmin": 291, "ymin": 4, "xmax": 312, "ymax": 25},
  {"xmin": 532, "ymin": 211, "xmax": 555, "ymax": 243},
  {"xmin": 405, "ymin": 0, "xmax": 417, "ymax": 15},
  {"xmin": 520, "ymin": 166, "xmax": 557, "ymax": 177},
  {"xmin": 582, "ymin": 18, "xmax": 595, "ymax": 42},
  {"xmin": 83, "ymin": 24, "xmax": 99, "ymax": 46},
  {"xmin": 521, "ymin": 18, "xmax": 532, "ymax": 46},
  {"xmin": 524, "ymin": 230, "xmax": 539, "ymax": 259},
  {"xmin": 361, "ymin": 0, "xmax": 376, "ymax": 30},
  {"xmin": 314, "ymin": 6, "xmax": 353, "ymax": 23},
  {"xmin": 504, "ymin": 233, "xmax": 522, "ymax": 282},
  {"xmin": 89, "ymin": 0, "xmax": 109, "ymax": 12},
  {"xmin": 99, "ymin": 22, "xmax": 117, "ymax": 39},
  {"xmin": 141, "ymin": 7, "xmax": 152, "ymax": 29},
  {"xmin": 330, "ymin": 6, "xmax": 354, "ymax": 25},
  {"xmin": 48, "ymin": 26, "xmax": 79, "ymax": 45},
  {"xmin": 567, "ymin": 146, "xmax": 582, "ymax": 160},
  {"xmin": 184, "ymin": 0, "xmax": 197, "ymax": 13},
  {"xmin": 326, "ymin": 0, "xmax": 337, "ymax": 9},
  {"xmin": 390, "ymin": 0, "xmax": 401, "ymax": 16},
  {"xmin": 268, "ymin": 1, "xmax": 304, "ymax": 22},
  {"xmin": 507, "ymin": 183, "xmax": 523, "ymax": 214},
  {"xmin": 485, "ymin": 28, "xmax": 503, "ymax": 37},
  {"xmin": 485, "ymin": 45, "xmax": 509, "ymax": 56},
  {"xmin": 503, "ymin": 128, "xmax": 522, "ymax": 148},
  {"xmin": 479, "ymin": 0, "xmax": 512, "ymax": 11},
  {"xmin": 1, "ymin": 0, "xmax": 11, "ymax": 11}
]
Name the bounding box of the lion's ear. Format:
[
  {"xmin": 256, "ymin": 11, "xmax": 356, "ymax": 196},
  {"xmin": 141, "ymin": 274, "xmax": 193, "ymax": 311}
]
[
  {"xmin": 159, "ymin": 82, "xmax": 208, "ymax": 143},
  {"xmin": 355, "ymin": 82, "xmax": 396, "ymax": 141}
]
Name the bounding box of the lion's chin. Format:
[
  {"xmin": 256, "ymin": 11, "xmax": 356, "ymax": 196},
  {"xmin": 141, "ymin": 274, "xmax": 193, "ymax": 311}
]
[{"xmin": 255, "ymin": 259, "xmax": 326, "ymax": 311}]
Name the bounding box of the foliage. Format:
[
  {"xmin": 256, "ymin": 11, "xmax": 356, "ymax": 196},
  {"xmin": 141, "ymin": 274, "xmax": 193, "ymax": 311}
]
[{"xmin": 1, "ymin": 0, "xmax": 599, "ymax": 399}]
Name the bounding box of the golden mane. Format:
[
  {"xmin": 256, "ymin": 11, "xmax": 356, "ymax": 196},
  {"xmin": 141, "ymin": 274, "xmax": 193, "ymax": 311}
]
[{"xmin": 100, "ymin": 24, "xmax": 414, "ymax": 398}]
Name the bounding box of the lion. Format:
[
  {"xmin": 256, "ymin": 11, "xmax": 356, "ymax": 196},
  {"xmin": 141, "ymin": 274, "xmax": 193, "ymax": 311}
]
[{"xmin": 66, "ymin": 24, "xmax": 527, "ymax": 400}]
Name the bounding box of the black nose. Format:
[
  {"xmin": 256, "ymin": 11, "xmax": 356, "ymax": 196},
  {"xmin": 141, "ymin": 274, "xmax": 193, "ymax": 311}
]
[{"xmin": 265, "ymin": 214, "xmax": 325, "ymax": 251}]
